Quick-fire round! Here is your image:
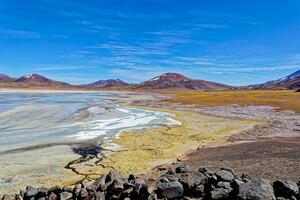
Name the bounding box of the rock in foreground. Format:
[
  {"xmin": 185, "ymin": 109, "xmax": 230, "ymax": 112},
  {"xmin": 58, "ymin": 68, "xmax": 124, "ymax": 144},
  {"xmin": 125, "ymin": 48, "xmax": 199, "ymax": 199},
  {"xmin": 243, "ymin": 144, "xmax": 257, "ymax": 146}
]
[{"xmin": 1, "ymin": 165, "xmax": 300, "ymax": 200}]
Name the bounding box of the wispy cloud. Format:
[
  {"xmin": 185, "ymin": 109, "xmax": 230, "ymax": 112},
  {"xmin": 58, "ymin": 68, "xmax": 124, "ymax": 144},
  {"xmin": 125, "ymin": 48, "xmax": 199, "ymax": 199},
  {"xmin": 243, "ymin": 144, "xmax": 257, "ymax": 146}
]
[
  {"xmin": 192, "ymin": 23, "xmax": 228, "ymax": 29},
  {"xmin": 219, "ymin": 65, "xmax": 300, "ymax": 72},
  {"xmin": 0, "ymin": 29, "xmax": 40, "ymax": 38},
  {"xmin": 34, "ymin": 65, "xmax": 97, "ymax": 72},
  {"xmin": 89, "ymin": 42, "xmax": 171, "ymax": 56},
  {"xmin": 0, "ymin": 29, "xmax": 69, "ymax": 39}
]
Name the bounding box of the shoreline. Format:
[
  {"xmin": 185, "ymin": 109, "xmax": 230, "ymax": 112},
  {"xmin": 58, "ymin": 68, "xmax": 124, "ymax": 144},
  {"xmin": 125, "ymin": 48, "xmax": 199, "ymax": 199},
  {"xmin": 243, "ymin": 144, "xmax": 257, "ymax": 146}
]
[
  {"xmin": 1, "ymin": 90, "xmax": 300, "ymax": 194},
  {"xmin": 0, "ymin": 91, "xmax": 181, "ymax": 194},
  {"xmin": 0, "ymin": 88, "xmax": 125, "ymax": 93}
]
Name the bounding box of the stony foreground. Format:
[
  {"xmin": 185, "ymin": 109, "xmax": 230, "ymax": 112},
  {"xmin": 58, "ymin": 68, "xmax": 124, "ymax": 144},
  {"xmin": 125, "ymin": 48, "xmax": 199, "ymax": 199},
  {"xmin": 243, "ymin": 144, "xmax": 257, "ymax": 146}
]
[{"xmin": 2, "ymin": 165, "xmax": 300, "ymax": 200}]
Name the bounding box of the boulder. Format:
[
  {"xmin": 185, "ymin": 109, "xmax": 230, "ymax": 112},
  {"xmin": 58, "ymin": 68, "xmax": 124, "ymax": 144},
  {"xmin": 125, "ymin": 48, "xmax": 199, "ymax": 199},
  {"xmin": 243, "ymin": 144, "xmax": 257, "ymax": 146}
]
[
  {"xmin": 25, "ymin": 186, "xmax": 38, "ymax": 198},
  {"xmin": 79, "ymin": 189, "xmax": 89, "ymax": 200},
  {"xmin": 216, "ymin": 181, "xmax": 232, "ymax": 190},
  {"xmin": 192, "ymin": 184, "xmax": 205, "ymax": 197},
  {"xmin": 105, "ymin": 170, "xmax": 126, "ymax": 183},
  {"xmin": 161, "ymin": 173, "xmax": 177, "ymax": 182},
  {"xmin": 237, "ymin": 178, "xmax": 276, "ymax": 200},
  {"xmin": 176, "ymin": 164, "xmax": 190, "ymax": 173},
  {"xmin": 48, "ymin": 187, "xmax": 61, "ymax": 195},
  {"xmin": 210, "ymin": 187, "xmax": 232, "ymax": 200},
  {"xmin": 59, "ymin": 192, "xmax": 73, "ymax": 200},
  {"xmin": 108, "ymin": 179, "xmax": 124, "ymax": 198},
  {"xmin": 156, "ymin": 180, "xmax": 184, "ymax": 199},
  {"xmin": 214, "ymin": 170, "xmax": 235, "ymax": 182},
  {"xmin": 178, "ymin": 173, "xmax": 197, "ymax": 192},
  {"xmin": 62, "ymin": 187, "xmax": 73, "ymax": 193},
  {"xmin": 198, "ymin": 167, "xmax": 208, "ymax": 173},
  {"xmin": 132, "ymin": 178, "xmax": 147, "ymax": 195},
  {"xmin": 2, "ymin": 195, "xmax": 15, "ymax": 200},
  {"xmin": 273, "ymin": 180, "xmax": 299, "ymax": 198},
  {"xmin": 209, "ymin": 181, "xmax": 233, "ymax": 200},
  {"xmin": 15, "ymin": 195, "xmax": 23, "ymax": 200},
  {"xmin": 36, "ymin": 188, "xmax": 48, "ymax": 198},
  {"xmin": 48, "ymin": 192, "xmax": 57, "ymax": 200},
  {"xmin": 220, "ymin": 167, "xmax": 235, "ymax": 175},
  {"xmin": 146, "ymin": 182, "xmax": 158, "ymax": 194},
  {"xmin": 73, "ymin": 184, "xmax": 82, "ymax": 196},
  {"xmin": 88, "ymin": 175, "xmax": 107, "ymax": 191},
  {"xmin": 177, "ymin": 171, "xmax": 208, "ymax": 194}
]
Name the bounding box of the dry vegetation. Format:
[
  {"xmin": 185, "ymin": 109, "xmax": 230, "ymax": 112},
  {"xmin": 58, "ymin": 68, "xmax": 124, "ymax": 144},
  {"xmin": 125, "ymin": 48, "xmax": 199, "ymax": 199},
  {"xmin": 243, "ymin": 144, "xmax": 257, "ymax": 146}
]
[
  {"xmin": 76, "ymin": 109, "xmax": 258, "ymax": 177},
  {"xmin": 163, "ymin": 90, "xmax": 300, "ymax": 113}
]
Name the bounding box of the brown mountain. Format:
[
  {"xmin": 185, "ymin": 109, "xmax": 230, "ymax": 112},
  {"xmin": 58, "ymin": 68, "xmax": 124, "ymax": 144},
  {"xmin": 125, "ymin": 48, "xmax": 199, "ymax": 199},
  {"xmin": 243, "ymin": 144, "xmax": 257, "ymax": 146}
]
[
  {"xmin": 135, "ymin": 73, "xmax": 233, "ymax": 90},
  {"xmin": 246, "ymin": 70, "xmax": 300, "ymax": 90},
  {"xmin": 87, "ymin": 79, "xmax": 129, "ymax": 88},
  {"xmin": 0, "ymin": 74, "xmax": 15, "ymax": 83},
  {"xmin": 14, "ymin": 74, "xmax": 70, "ymax": 87}
]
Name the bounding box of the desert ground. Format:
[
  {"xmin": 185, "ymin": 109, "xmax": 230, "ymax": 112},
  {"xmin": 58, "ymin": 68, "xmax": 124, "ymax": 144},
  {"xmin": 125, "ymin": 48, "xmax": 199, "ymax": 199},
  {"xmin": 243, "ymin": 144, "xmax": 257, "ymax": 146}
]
[
  {"xmin": 136, "ymin": 90, "xmax": 300, "ymax": 181},
  {"xmin": 1, "ymin": 89, "xmax": 300, "ymax": 194},
  {"xmin": 69, "ymin": 89, "xmax": 300, "ymax": 184}
]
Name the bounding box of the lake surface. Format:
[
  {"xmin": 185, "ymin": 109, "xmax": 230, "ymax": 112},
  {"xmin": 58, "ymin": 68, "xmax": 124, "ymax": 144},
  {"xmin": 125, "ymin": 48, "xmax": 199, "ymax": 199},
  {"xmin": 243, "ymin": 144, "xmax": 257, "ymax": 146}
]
[{"xmin": 0, "ymin": 91, "xmax": 180, "ymax": 193}]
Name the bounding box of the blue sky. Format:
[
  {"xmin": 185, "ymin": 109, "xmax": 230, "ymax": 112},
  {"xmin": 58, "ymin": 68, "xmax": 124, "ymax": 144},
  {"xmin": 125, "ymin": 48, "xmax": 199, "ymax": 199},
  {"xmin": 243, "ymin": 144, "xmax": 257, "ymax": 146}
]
[{"xmin": 0, "ymin": 0, "xmax": 300, "ymax": 85}]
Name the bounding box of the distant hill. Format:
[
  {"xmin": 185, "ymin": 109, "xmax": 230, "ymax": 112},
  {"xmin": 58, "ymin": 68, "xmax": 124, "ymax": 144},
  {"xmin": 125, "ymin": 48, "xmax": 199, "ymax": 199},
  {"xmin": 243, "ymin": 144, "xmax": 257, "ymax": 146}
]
[
  {"xmin": 134, "ymin": 73, "xmax": 233, "ymax": 91},
  {"xmin": 2, "ymin": 71, "xmax": 299, "ymax": 91},
  {"xmin": 0, "ymin": 74, "xmax": 71, "ymax": 88},
  {"xmin": 15, "ymin": 74, "xmax": 70, "ymax": 87},
  {"xmin": 246, "ymin": 70, "xmax": 300, "ymax": 90},
  {"xmin": 87, "ymin": 79, "xmax": 129, "ymax": 88},
  {"xmin": 0, "ymin": 74, "xmax": 15, "ymax": 83}
]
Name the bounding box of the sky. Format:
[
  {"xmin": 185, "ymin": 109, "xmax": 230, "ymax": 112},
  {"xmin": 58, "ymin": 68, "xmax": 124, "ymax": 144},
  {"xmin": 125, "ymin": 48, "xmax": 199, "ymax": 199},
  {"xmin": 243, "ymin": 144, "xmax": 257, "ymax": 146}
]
[{"xmin": 0, "ymin": 0, "xmax": 300, "ymax": 86}]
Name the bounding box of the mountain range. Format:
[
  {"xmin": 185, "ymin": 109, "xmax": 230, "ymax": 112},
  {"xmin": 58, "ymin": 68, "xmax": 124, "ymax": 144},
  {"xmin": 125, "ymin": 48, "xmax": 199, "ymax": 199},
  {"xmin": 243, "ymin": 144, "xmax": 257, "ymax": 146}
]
[
  {"xmin": 0, "ymin": 74, "xmax": 70, "ymax": 88},
  {"xmin": 86, "ymin": 79, "xmax": 129, "ymax": 88},
  {"xmin": 133, "ymin": 73, "xmax": 232, "ymax": 90},
  {"xmin": 0, "ymin": 70, "xmax": 299, "ymax": 91},
  {"xmin": 245, "ymin": 70, "xmax": 300, "ymax": 90}
]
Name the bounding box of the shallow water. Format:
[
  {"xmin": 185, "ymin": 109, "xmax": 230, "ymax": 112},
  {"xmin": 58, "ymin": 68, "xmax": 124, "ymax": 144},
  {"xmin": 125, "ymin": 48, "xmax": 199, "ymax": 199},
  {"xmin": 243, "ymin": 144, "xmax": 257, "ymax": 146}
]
[{"xmin": 0, "ymin": 91, "xmax": 180, "ymax": 192}]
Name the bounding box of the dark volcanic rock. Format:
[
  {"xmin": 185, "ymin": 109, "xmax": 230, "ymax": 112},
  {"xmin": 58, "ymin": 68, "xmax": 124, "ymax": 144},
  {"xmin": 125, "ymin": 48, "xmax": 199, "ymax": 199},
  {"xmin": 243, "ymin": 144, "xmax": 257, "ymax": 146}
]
[
  {"xmin": 36, "ymin": 188, "xmax": 48, "ymax": 198},
  {"xmin": 175, "ymin": 164, "xmax": 190, "ymax": 173},
  {"xmin": 59, "ymin": 192, "xmax": 73, "ymax": 200},
  {"xmin": 106, "ymin": 170, "xmax": 126, "ymax": 183},
  {"xmin": 237, "ymin": 178, "xmax": 276, "ymax": 200},
  {"xmin": 3, "ymin": 166, "xmax": 300, "ymax": 200},
  {"xmin": 25, "ymin": 186, "xmax": 38, "ymax": 198},
  {"xmin": 71, "ymin": 145, "xmax": 102, "ymax": 157},
  {"xmin": 156, "ymin": 180, "xmax": 184, "ymax": 199},
  {"xmin": 214, "ymin": 169, "xmax": 235, "ymax": 182},
  {"xmin": 2, "ymin": 195, "xmax": 15, "ymax": 200},
  {"xmin": 48, "ymin": 192, "xmax": 57, "ymax": 200},
  {"xmin": 177, "ymin": 171, "xmax": 208, "ymax": 194},
  {"xmin": 210, "ymin": 187, "xmax": 232, "ymax": 200},
  {"xmin": 273, "ymin": 180, "xmax": 299, "ymax": 198},
  {"xmin": 87, "ymin": 175, "xmax": 107, "ymax": 191}
]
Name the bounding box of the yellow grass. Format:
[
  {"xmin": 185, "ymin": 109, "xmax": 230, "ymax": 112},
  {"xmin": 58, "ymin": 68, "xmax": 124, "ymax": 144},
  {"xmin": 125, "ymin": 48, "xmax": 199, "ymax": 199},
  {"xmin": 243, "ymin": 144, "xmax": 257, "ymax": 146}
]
[
  {"xmin": 163, "ymin": 90, "xmax": 300, "ymax": 113},
  {"xmin": 79, "ymin": 109, "xmax": 259, "ymax": 176}
]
